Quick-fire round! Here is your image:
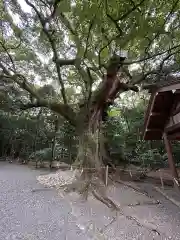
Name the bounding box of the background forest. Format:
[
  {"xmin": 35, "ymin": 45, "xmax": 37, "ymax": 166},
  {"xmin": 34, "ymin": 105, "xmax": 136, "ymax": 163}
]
[{"xmin": 0, "ymin": 92, "xmax": 178, "ymax": 169}]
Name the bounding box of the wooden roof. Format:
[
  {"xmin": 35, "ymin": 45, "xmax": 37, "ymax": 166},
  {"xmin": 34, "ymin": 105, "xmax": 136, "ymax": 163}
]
[{"xmin": 143, "ymin": 78, "xmax": 180, "ymax": 140}]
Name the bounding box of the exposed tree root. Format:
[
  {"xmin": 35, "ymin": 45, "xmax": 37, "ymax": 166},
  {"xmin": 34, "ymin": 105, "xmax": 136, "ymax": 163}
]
[
  {"xmin": 109, "ymin": 176, "xmax": 155, "ymax": 199},
  {"xmin": 92, "ymin": 189, "xmax": 119, "ymax": 210},
  {"xmin": 31, "ymin": 188, "xmax": 54, "ymax": 192},
  {"xmin": 127, "ymin": 200, "xmax": 160, "ymax": 207},
  {"xmin": 59, "ymin": 173, "xmax": 164, "ymax": 236},
  {"xmin": 153, "ymin": 186, "xmax": 180, "ymax": 208},
  {"xmin": 58, "ymin": 173, "xmax": 120, "ymax": 210},
  {"xmin": 122, "ymin": 212, "xmax": 161, "ymax": 236},
  {"xmin": 102, "ymin": 213, "xmax": 118, "ymax": 231},
  {"xmin": 98, "ymin": 209, "xmax": 164, "ymax": 238},
  {"xmin": 55, "ymin": 123, "xmax": 123, "ymax": 210},
  {"xmin": 36, "ymin": 171, "xmax": 166, "ymax": 238}
]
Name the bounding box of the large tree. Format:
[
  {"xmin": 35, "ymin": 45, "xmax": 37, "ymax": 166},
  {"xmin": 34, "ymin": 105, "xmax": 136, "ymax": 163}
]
[{"xmin": 1, "ymin": 0, "xmax": 180, "ymax": 206}]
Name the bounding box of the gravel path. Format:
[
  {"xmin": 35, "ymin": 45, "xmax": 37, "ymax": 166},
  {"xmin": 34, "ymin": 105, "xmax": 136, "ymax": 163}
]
[
  {"xmin": 1, "ymin": 162, "xmax": 180, "ymax": 240},
  {"xmin": 0, "ymin": 163, "xmax": 89, "ymax": 240}
]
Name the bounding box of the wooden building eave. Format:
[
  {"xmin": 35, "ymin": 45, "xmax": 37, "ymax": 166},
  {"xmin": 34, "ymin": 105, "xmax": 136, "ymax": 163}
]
[{"xmin": 143, "ymin": 90, "xmax": 174, "ymax": 140}]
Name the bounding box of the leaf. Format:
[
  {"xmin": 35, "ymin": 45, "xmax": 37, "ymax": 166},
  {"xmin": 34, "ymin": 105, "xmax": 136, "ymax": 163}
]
[{"xmin": 101, "ymin": 47, "xmax": 109, "ymax": 59}]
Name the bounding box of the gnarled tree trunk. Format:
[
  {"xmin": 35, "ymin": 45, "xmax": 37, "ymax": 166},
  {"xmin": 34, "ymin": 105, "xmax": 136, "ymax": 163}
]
[{"xmin": 62, "ymin": 55, "xmax": 138, "ymax": 208}]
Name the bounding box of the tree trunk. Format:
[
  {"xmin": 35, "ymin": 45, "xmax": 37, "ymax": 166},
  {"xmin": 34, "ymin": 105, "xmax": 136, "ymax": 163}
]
[
  {"xmin": 62, "ymin": 100, "xmax": 120, "ymax": 208},
  {"xmin": 48, "ymin": 55, "xmax": 137, "ymax": 208},
  {"xmin": 32, "ymin": 109, "xmax": 42, "ymax": 168},
  {"xmin": 61, "ymin": 55, "xmax": 131, "ymax": 208}
]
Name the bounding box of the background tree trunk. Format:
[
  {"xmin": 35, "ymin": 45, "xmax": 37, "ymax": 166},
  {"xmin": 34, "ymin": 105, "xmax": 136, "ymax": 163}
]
[
  {"xmin": 33, "ymin": 109, "xmax": 42, "ymax": 168},
  {"xmin": 50, "ymin": 116, "xmax": 59, "ymax": 168}
]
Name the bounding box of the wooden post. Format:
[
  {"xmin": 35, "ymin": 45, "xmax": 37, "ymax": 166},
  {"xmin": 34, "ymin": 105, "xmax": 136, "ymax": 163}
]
[
  {"xmin": 163, "ymin": 133, "xmax": 179, "ymax": 189},
  {"xmin": 105, "ymin": 165, "xmax": 109, "ymax": 186},
  {"xmin": 159, "ymin": 170, "xmax": 164, "ymax": 189}
]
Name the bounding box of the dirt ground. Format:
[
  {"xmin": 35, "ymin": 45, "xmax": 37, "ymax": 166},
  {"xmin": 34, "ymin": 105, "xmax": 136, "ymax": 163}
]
[
  {"xmin": 1, "ymin": 162, "xmax": 180, "ymax": 240},
  {"xmin": 37, "ymin": 168, "xmax": 180, "ymax": 239}
]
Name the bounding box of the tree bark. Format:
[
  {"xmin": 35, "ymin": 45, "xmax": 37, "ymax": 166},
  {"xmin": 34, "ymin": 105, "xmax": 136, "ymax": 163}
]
[
  {"xmin": 73, "ymin": 55, "xmax": 138, "ymax": 175},
  {"xmin": 50, "ymin": 116, "xmax": 59, "ymax": 168},
  {"xmin": 32, "ymin": 109, "xmax": 42, "ymax": 168}
]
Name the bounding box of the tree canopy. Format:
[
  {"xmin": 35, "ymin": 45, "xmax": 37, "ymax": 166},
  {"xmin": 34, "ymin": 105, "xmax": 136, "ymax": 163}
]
[{"xmin": 1, "ymin": 0, "xmax": 180, "ymax": 121}]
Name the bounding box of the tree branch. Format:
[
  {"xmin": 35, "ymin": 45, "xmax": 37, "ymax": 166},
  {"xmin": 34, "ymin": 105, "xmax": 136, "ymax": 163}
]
[
  {"xmin": 129, "ymin": 0, "xmax": 142, "ymax": 13},
  {"xmin": 132, "ymin": 70, "xmax": 157, "ymax": 85},
  {"xmin": 124, "ymin": 44, "xmax": 180, "ymax": 65},
  {"xmin": 57, "ymin": 9, "xmax": 99, "ymax": 91},
  {"xmin": 131, "ymin": 47, "xmax": 180, "ymax": 85},
  {"xmin": 98, "ymin": 34, "xmax": 121, "ymax": 69},
  {"xmin": 0, "ymin": 62, "xmax": 10, "ymax": 75},
  {"xmin": 54, "ymin": 58, "xmax": 77, "ymax": 66},
  {"xmin": 0, "ymin": 62, "xmax": 76, "ymax": 125},
  {"xmin": 51, "ymin": 0, "xmax": 61, "ymax": 17},
  {"xmin": 83, "ymin": 19, "xmax": 94, "ymax": 59},
  {"xmin": 104, "ymin": 0, "xmax": 122, "ymax": 34},
  {"xmin": 144, "ymin": 0, "xmax": 180, "ymax": 55},
  {"xmin": 58, "ymin": 12, "xmax": 76, "ymax": 36},
  {"xmin": 25, "ymin": 0, "xmax": 67, "ymax": 104},
  {"xmin": 19, "ymin": 99, "xmax": 76, "ymax": 126},
  {"xmin": 117, "ymin": 0, "xmax": 146, "ymax": 21},
  {"xmin": 13, "ymin": 74, "xmax": 76, "ymax": 124},
  {"xmin": 106, "ymin": 0, "xmax": 146, "ymax": 34},
  {"xmin": 106, "ymin": 13, "xmax": 123, "ymax": 34},
  {"xmin": 120, "ymin": 82, "xmax": 139, "ymax": 92},
  {"xmin": 0, "ymin": 41, "xmax": 16, "ymax": 72},
  {"xmin": 19, "ymin": 101, "xmax": 44, "ymax": 110}
]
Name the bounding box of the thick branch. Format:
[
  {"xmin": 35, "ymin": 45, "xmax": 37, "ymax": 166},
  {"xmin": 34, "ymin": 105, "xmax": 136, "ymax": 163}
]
[
  {"xmin": 120, "ymin": 82, "xmax": 139, "ymax": 92},
  {"xmin": 20, "ymin": 100, "xmax": 76, "ymax": 126},
  {"xmin": 91, "ymin": 55, "xmax": 139, "ymax": 107},
  {"xmin": 58, "ymin": 12, "xmax": 97, "ymax": 68},
  {"xmin": 0, "ymin": 62, "xmax": 76, "ymax": 125},
  {"xmin": 48, "ymin": 101, "xmax": 76, "ymax": 125},
  {"xmin": 57, "ymin": 9, "xmax": 100, "ymax": 92},
  {"xmin": 14, "ymin": 74, "xmax": 76, "ymax": 124}
]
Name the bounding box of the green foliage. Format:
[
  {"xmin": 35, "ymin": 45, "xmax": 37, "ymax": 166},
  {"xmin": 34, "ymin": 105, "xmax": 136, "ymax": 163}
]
[
  {"xmin": 0, "ymin": 104, "xmax": 77, "ymax": 164},
  {"xmin": 134, "ymin": 149, "xmax": 167, "ymax": 168},
  {"xmin": 1, "ymin": 96, "xmax": 180, "ymax": 168},
  {"xmin": 1, "ymin": 0, "xmax": 180, "ymax": 170},
  {"xmin": 29, "ymin": 148, "xmax": 52, "ymax": 162}
]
